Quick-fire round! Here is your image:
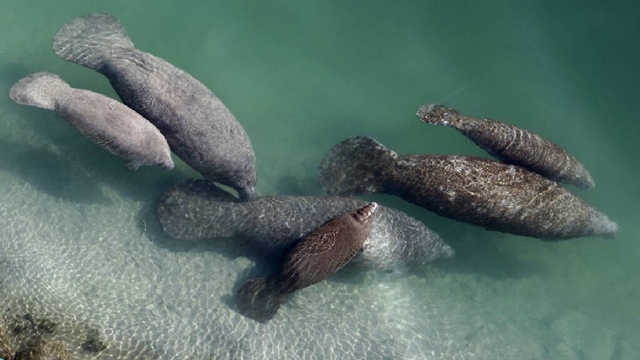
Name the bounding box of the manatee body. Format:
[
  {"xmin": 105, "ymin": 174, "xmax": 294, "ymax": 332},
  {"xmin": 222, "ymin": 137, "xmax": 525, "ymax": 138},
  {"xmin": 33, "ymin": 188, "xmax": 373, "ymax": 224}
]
[
  {"xmin": 157, "ymin": 179, "xmax": 454, "ymax": 270},
  {"xmin": 416, "ymin": 104, "xmax": 595, "ymax": 189},
  {"xmin": 319, "ymin": 136, "xmax": 618, "ymax": 240},
  {"xmin": 53, "ymin": 13, "xmax": 256, "ymax": 199},
  {"xmin": 9, "ymin": 72, "xmax": 173, "ymax": 171},
  {"xmin": 236, "ymin": 203, "xmax": 378, "ymax": 322}
]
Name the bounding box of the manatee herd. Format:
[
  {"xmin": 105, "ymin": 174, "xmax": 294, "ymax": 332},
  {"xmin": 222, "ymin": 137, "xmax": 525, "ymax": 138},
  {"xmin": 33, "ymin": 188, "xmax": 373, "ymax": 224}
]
[{"xmin": 8, "ymin": 12, "xmax": 618, "ymax": 326}]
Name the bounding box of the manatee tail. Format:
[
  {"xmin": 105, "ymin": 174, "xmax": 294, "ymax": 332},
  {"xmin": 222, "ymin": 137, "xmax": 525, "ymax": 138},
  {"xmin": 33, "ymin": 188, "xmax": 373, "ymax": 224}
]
[
  {"xmin": 319, "ymin": 136, "xmax": 397, "ymax": 196},
  {"xmin": 9, "ymin": 72, "xmax": 71, "ymax": 110},
  {"xmin": 52, "ymin": 13, "xmax": 134, "ymax": 70},
  {"xmin": 156, "ymin": 179, "xmax": 241, "ymax": 241},
  {"xmin": 589, "ymin": 211, "xmax": 618, "ymax": 240},
  {"xmin": 416, "ymin": 104, "xmax": 463, "ymax": 127},
  {"xmin": 236, "ymin": 276, "xmax": 285, "ymax": 323}
]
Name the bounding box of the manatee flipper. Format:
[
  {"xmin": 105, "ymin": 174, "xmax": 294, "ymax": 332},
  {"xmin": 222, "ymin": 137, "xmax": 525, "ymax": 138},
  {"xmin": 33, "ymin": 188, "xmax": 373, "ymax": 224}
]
[
  {"xmin": 236, "ymin": 277, "xmax": 284, "ymax": 323},
  {"xmin": 52, "ymin": 13, "xmax": 134, "ymax": 70},
  {"xmin": 319, "ymin": 136, "xmax": 396, "ymax": 196},
  {"xmin": 9, "ymin": 72, "xmax": 70, "ymax": 110},
  {"xmin": 126, "ymin": 160, "xmax": 141, "ymax": 171}
]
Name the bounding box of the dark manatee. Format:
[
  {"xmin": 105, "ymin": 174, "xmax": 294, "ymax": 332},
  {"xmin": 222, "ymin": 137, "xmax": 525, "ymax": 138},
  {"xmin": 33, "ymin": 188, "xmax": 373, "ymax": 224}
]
[
  {"xmin": 52, "ymin": 13, "xmax": 256, "ymax": 199},
  {"xmin": 319, "ymin": 136, "xmax": 618, "ymax": 240},
  {"xmin": 157, "ymin": 179, "xmax": 454, "ymax": 270},
  {"xmin": 417, "ymin": 104, "xmax": 595, "ymax": 189},
  {"xmin": 9, "ymin": 72, "xmax": 173, "ymax": 171},
  {"xmin": 236, "ymin": 202, "xmax": 378, "ymax": 322}
]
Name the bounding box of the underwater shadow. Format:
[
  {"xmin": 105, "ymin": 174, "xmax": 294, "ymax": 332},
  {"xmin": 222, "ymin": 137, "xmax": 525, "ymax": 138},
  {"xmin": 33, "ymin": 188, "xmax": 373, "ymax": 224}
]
[
  {"xmin": 417, "ymin": 215, "xmax": 541, "ymax": 280},
  {"xmin": 275, "ymin": 174, "xmax": 324, "ymax": 196},
  {"xmin": 219, "ymin": 257, "xmax": 285, "ymax": 319},
  {"xmin": 0, "ymin": 138, "xmax": 110, "ymax": 204}
]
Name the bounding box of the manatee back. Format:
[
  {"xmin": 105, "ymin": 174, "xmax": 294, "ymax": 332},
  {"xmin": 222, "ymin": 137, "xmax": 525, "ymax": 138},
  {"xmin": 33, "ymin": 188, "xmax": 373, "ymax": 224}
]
[
  {"xmin": 277, "ymin": 203, "xmax": 377, "ymax": 292},
  {"xmin": 393, "ymin": 154, "xmax": 616, "ymax": 240},
  {"xmin": 157, "ymin": 180, "xmax": 454, "ymax": 270}
]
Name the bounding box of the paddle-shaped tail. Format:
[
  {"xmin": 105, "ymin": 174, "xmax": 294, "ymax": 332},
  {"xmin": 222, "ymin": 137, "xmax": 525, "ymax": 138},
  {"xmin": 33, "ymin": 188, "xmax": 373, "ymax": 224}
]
[
  {"xmin": 319, "ymin": 136, "xmax": 397, "ymax": 196},
  {"xmin": 52, "ymin": 13, "xmax": 134, "ymax": 70},
  {"xmin": 9, "ymin": 72, "xmax": 70, "ymax": 110},
  {"xmin": 236, "ymin": 276, "xmax": 286, "ymax": 323}
]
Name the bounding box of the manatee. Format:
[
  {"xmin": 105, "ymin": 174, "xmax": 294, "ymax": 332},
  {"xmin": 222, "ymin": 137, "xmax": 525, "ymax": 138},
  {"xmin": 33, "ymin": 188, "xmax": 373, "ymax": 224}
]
[
  {"xmin": 9, "ymin": 72, "xmax": 174, "ymax": 171},
  {"xmin": 157, "ymin": 179, "xmax": 454, "ymax": 270},
  {"xmin": 416, "ymin": 104, "xmax": 595, "ymax": 189},
  {"xmin": 236, "ymin": 202, "xmax": 378, "ymax": 322},
  {"xmin": 319, "ymin": 136, "xmax": 618, "ymax": 240},
  {"xmin": 52, "ymin": 13, "xmax": 256, "ymax": 199}
]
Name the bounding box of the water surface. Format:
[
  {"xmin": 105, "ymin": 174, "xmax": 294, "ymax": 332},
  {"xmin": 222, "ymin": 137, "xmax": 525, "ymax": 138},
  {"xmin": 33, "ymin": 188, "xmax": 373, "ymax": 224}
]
[{"xmin": 0, "ymin": 1, "xmax": 638, "ymax": 359}]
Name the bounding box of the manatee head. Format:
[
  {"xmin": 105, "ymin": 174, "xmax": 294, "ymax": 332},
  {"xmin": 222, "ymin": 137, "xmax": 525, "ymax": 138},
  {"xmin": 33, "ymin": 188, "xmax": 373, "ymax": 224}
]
[{"xmin": 155, "ymin": 148, "xmax": 175, "ymax": 171}]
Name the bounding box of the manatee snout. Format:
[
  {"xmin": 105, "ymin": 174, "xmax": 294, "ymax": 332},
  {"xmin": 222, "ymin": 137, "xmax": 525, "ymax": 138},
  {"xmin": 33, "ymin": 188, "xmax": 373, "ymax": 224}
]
[
  {"xmin": 160, "ymin": 159, "xmax": 175, "ymax": 171},
  {"xmin": 238, "ymin": 185, "xmax": 256, "ymax": 201}
]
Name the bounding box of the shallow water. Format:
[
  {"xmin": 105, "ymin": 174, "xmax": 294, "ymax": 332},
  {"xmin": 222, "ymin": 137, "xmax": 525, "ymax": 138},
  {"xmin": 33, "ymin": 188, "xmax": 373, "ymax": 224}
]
[{"xmin": 1, "ymin": 1, "xmax": 638, "ymax": 359}]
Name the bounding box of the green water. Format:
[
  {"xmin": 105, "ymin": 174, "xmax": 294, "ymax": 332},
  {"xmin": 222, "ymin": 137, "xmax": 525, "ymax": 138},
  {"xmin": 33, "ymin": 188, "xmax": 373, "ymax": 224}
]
[{"xmin": 1, "ymin": 1, "xmax": 638, "ymax": 359}]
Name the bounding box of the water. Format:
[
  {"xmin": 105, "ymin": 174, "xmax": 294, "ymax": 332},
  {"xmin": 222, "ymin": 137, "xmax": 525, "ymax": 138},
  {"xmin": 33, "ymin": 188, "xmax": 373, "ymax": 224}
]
[{"xmin": 1, "ymin": 1, "xmax": 638, "ymax": 359}]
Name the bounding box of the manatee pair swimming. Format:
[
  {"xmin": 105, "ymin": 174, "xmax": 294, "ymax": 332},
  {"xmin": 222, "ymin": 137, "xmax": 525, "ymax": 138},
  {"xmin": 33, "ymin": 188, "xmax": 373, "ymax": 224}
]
[
  {"xmin": 157, "ymin": 179, "xmax": 454, "ymax": 270},
  {"xmin": 53, "ymin": 13, "xmax": 256, "ymax": 199},
  {"xmin": 417, "ymin": 104, "xmax": 595, "ymax": 189},
  {"xmin": 9, "ymin": 72, "xmax": 174, "ymax": 171},
  {"xmin": 236, "ymin": 203, "xmax": 378, "ymax": 322},
  {"xmin": 319, "ymin": 136, "xmax": 618, "ymax": 240}
]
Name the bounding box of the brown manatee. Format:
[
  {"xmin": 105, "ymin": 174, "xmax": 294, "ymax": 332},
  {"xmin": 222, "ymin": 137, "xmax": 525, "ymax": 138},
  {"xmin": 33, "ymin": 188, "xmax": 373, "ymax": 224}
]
[
  {"xmin": 9, "ymin": 72, "xmax": 174, "ymax": 171},
  {"xmin": 416, "ymin": 104, "xmax": 595, "ymax": 189},
  {"xmin": 52, "ymin": 13, "xmax": 256, "ymax": 199},
  {"xmin": 319, "ymin": 136, "xmax": 617, "ymax": 240},
  {"xmin": 157, "ymin": 179, "xmax": 454, "ymax": 271},
  {"xmin": 235, "ymin": 202, "xmax": 378, "ymax": 322}
]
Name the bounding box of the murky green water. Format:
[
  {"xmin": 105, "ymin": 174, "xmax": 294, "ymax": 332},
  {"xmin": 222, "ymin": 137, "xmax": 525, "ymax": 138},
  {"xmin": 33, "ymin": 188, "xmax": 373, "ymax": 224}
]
[{"xmin": 1, "ymin": 1, "xmax": 638, "ymax": 359}]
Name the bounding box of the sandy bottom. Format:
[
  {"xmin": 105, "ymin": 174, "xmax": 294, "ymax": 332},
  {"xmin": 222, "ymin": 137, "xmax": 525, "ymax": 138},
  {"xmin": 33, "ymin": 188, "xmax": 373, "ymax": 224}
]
[{"xmin": 0, "ymin": 122, "xmax": 632, "ymax": 360}]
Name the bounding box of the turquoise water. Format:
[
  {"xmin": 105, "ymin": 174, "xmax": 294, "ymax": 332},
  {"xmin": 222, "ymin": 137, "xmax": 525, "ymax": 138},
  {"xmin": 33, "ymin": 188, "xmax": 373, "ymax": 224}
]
[{"xmin": 1, "ymin": 1, "xmax": 638, "ymax": 359}]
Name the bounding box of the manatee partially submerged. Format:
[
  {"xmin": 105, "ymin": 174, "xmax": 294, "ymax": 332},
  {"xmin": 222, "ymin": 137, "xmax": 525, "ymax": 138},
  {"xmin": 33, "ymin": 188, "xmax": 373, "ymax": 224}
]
[
  {"xmin": 157, "ymin": 179, "xmax": 454, "ymax": 270},
  {"xmin": 319, "ymin": 136, "xmax": 618, "ymax": 240},
  {"xmin": 53, "ymin": 13, "xmax": 256, "ymax": 199},
  {"xmin": 236, "ymin": 203, "xmax": 378, "ymax": 322},
  {"xmin": 9, "ymin": 72, "xmax": 174, "ymax": 171},
  {"xmin": 416, "ymin": 104, "xmax": 595, "ymax": 189}
]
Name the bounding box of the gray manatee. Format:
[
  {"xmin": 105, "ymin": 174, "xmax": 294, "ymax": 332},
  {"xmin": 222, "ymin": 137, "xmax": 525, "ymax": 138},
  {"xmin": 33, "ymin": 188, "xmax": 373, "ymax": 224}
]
[
  {"xmin": 9, "ymin": 72, "xmax": 173, "ymax": 171},
  {"xmin": 157, "ymin": 179, "xmax": 454, "ymax": 271},
  {"xmin": 52, "ymin": 13, "xmax": 256, "ymax": 199},
  {"xmin": 417, "ymin": 104, "xmax": 595, "ymax": 189},
  {"xmin": 319, "ymin": 136, "xmax": 618, "ymax": 240}
]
